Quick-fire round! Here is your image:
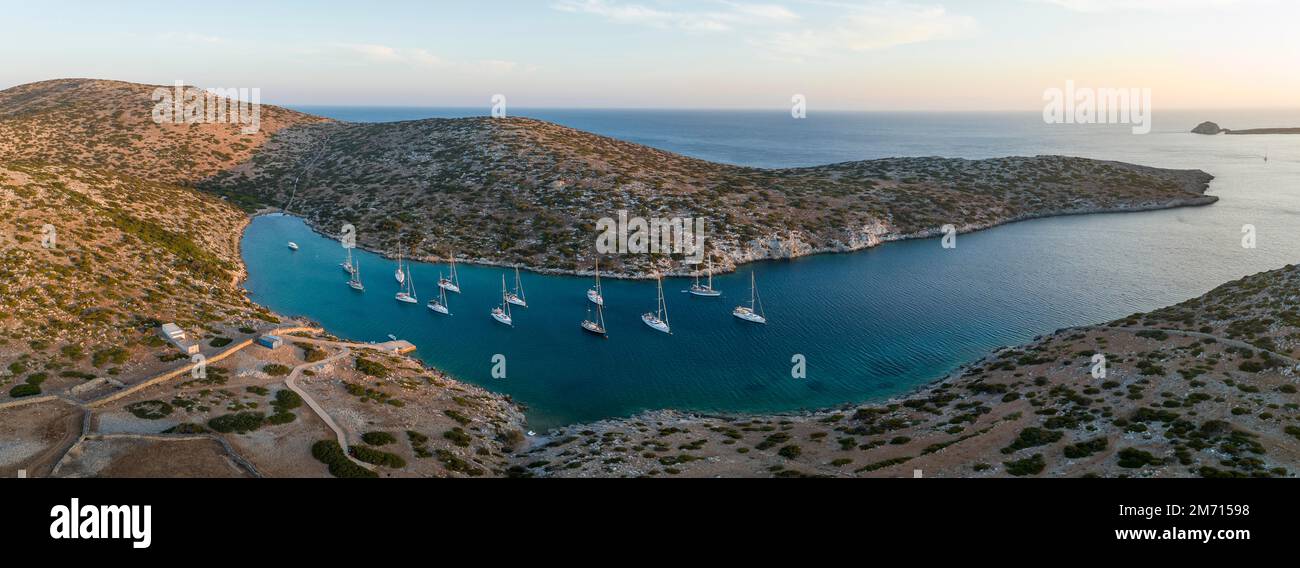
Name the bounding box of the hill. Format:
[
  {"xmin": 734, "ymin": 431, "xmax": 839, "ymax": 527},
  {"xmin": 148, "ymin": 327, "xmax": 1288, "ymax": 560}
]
[
  {"xmin": 0, "ymin": 79, "xmax": 327, "ymax": 185},
  {"xmin": 203, "ymin": 116, "xmax": 1217, "ymax": 276}
]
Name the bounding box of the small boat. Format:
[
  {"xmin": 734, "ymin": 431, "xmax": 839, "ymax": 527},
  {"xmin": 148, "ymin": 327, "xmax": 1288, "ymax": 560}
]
[
  {"xmin": 348, "ymin": 258, "xmax": 365, "ymax": 292},
  {"xmin": 581, "ymin": 302, "xmax": 608, "ymax": 337},
  {"xmin": 427, "ymin": 275, "xmax": 451, "ymax": 315},
  {"xmin": 733, "ymin": 271, "xmax": 767, "ymax": 324},
  {"xmin": 491, "ymin": 274, "xmax": 513, "ymax": 326},
  {"xmin": 387, "ymin": 334, "xmax": 397, "ymax": 341},
  {"xmin": 641, "ymin": 274, "xmax": 671, "ymax": 334},
  {"xmin": 506, "ymin": 265, "xmax": 527, "ymax": 307},
  {"xmin": 287, "ymin": 242, "xmax": 299, "ymax": 251},
  {"xmin": 587, "ymin": 257, "xmax": 605, "ymax": 306},
  {"xmin": 439, "ymin": 251, "xmax": 461, "ymax": 293},
  {"xmin": 395, "ymin": 259, "xmax": 418, "ymax": 304},
  {"xmin": 688, "ymin": 256, "xmax": 721, "ymax": 297},
  {"xmin": 341, "ymin": 248, "xmax": 356, "ymax": 275},
  {"xmin": 394, "ymin": 251, "xmax": 405, "ymax": 284}
]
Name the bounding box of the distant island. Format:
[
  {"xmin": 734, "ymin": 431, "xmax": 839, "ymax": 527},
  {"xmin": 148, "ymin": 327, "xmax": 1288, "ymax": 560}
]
[{"xmin": 1193, "ymin": 121, "xmax": 1300, "ymax": 135}]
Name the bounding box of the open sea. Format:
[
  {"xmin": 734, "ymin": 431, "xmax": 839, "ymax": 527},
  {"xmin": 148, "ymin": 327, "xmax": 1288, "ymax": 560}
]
[{"xmin": 243, "ymin": 107, "xmax": 1300, "ymax": 429}]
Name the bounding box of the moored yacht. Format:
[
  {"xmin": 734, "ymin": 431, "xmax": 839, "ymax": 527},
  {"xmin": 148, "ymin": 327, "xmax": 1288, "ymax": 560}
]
[
  {"xmin": 641, "ymin": 274, "xmax": 671, "ymax": 334},
  {"xmin": 287, "ymin": 242, "xmax": 299, "ymax": 251},
  {"xmin": 587, "ymin": 257, "xmax": 604, "ymax": 306},
  {"xmin": 688, "ymin": 257, "xmax": 721, "ymax": 297},
  {"xmin": 395, "ymin": 258, "xmax": 418, "ymax": 304},
  {"xmin": 506, "ymin": 265, "xmax": 527, "ymax": 307},
  {"xmin": 348, "ymin": 258, "xmax": 365, "ymax": 292},
  {"xmin": 439, "ymin": 251, "xmax": 461, "ymax": 293},
  {"xmin": 581, "ymin": 303, "xmax": 607, "ymax": 337},
  {"xmin": 491, "ymin": 274, "xmax": 513, "ymax": 326},
  {"xmin": 427, "ymin": 277, "xmax": 450, "ymax": 315},
  {"xmin": 733, "ymin": 271, "xmax": 767, "ymax": 324}
]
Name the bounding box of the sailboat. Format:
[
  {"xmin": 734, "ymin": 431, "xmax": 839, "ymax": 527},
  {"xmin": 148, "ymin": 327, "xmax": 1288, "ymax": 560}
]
[
  {"xmin": 641, "ymin": 275, "xmax": 671, "ymax": 334},
  {"xmin": 439, "ymin": 252, "xmax": 461, "ymax": 293},
  {"xmin": 587, "ymin": 258, "xmax": 605, "ymax": 306},
  {"xmin": 490, "ymin": 274, "xmax": 513, "ymax": 326},
  {"xmin": 506, "ymin": 265, "xmax": 527, "ymax": 307},
  {"xmin": 394, "ymin": 250, "xmax": 405, "ymax": 284},
  {"xmin": 341, "ymin": 248, "xmax": 356, "ymax": 275},
  {"xmin": 688, "ymin": 256, "xmax": 721, "ymax": 297},
  {"xmin": 348, "ymin": 258, "xmax": 365, "ymax": 292},
  {"xmin": 732, "ymin": 271, "xmax": 767, "ymax": 324},
  {"xmin": 581, "ymin": 302, "xmax": 608, "ymax": 337},
  {"xmin": 427, "ymin": 274, "xmax": 450, "ymax": 315},
  {"xmin": 395, "ymin": 260, "xmax": 418, "ymax": 304},
  {"xmin": 287, "ymin": 242, "xmax": 299, "ymax": 251}
]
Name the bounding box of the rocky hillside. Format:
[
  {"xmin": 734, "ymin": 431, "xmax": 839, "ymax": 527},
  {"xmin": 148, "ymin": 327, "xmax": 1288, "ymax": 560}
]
[
  {"xmin": 0, "ymin": 79, "xmax": 327, "ymax": 185},
  {"xmin": 203, "ymin": 117, "xmax": 1216, "ymax": 277},
  {"xmin": 522, "ymin": 264, "xmax": 1300, "ymax": 478},
  {"xmin": 0, "ymin": 161, "xmax": 276, "ymax": 398}
]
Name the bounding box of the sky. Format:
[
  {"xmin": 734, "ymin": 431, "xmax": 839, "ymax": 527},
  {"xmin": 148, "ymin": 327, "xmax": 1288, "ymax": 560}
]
[{"xmin": 0, "ymin": 0, "xmax": 1296, "ymax": 110}]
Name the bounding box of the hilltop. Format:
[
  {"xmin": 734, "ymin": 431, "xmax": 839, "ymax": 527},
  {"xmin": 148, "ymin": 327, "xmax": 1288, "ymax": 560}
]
[
  {"xmin": 204, "ymin": 116, "xmax": 1216, "ymax": 276},
  {"xmin": 0, "ymin": 79, "xmax": 326, "ymax": 185}
]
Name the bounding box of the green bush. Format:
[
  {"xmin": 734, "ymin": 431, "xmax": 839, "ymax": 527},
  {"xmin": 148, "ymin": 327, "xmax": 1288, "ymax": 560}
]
[
  {"xmin": 778, "ymin": 445, "xmax": 803, "ymax": 459},
  {"xmin": 354, "ymin": 357, "xmax": 390, "ymax": 378},
  {"xmin": 262, "ymin": 364, "xmax": 291, "ymax": 377},
  {"xmin": 311, "ymin": 440, "xmax": 377, "ymax": 479},
  {"xmin": 442, "ymin": 428, "xmax": 472, "ymax": 448},
  {"xmin": 210, "ymin": 337, "xmax": 233, "ymax": 348},
  {"xmin": 8, "ymin": 384, "xmax": 41, "ymax": 398},
  {"xmin": 126, "ymin": 400, "xmax": 174, "ymax": 420},
  {"xmin": 1003, "ymin": 454, "xmax": 1046, "ymax": 476},
  {"xmin": 349, "ymin": 445, "xmax": 406, "ymax": 469},
  {"xmin": 1063, "ymin": 437, "xmax": 1108, "ymax": 459},
  {"xmin": 362, "ymin": 431, "xmax": 397, "ymax": 446},
  {"xmin": 272, "ymin": 389, "xmax": 302, "ymax": 412},
  {"xmin": 1001, "ymin": 427, "xmax": 1064, "ymax": 454},
  {"xmin": 208, "ymin": 411, "xmax": 266, "ymax": 434}
]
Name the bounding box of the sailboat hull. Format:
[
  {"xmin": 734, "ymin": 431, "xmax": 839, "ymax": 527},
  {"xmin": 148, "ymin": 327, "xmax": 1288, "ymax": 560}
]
[
  {"xmin": 581, "ymin": 321, "xmax": 607, "ymax": 336},
  {"xmin": 395, "ymin": 293, "xmax": 418, "ymax": 304},
  {"xmin": 587, "ymin": 289, "xmax": 604, "ymax": 306},
  {"xmin": 733, "ymin": 308, "xmax": 766, "ymax": 324},
  {"xmin": 688, "ymin": 287, "xmax": 721, "ymax": 297},
  {"xmin": 427, "ymin": 302, "xmax": 450, "ymax": 315},
  {"xmin": 641, "ymin": 314, "xmax": 671, "ymax": 334},
  {"xmin": 491, "ymin": 311, "xmax": 513, "ymax": 326},
  {"xmin": 439, "ymin": 280, "xmax": 461, "ymax": 293},
  {"xmin": 506, "ymin": 295, "xmax": 527, "ymax": 308},
  {"xmin": 348, "ymin": 282, "xmax": 364, "ymax": 292}
]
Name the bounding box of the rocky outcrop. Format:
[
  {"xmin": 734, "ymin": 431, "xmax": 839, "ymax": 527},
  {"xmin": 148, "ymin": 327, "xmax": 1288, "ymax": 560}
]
[{"xmin": 1192, "ymin": 121, "xmax": 1224, "ymax": 135}]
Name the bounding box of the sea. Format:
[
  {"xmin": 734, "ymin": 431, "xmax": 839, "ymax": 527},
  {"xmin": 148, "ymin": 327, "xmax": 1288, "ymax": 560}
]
[{"xmin": 240, "ymin": 107, "xmax": 1300, "ymax": 429}]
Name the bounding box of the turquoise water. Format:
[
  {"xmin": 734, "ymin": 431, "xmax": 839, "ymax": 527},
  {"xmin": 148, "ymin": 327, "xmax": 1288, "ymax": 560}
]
[{"xmin": 247, "ymin": 109, "xmax": 1300, "ymax": 429}]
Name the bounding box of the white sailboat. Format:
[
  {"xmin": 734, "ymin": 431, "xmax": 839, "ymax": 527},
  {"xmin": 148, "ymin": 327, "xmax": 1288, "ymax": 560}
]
[
  {"xmin": 395, "ymin": 260, "xmax": 418, "ymax": 304},
  {"xmin": 394, "ymin": 250, "xmax": 405, "ymax": 284},
  {"xmin": 439, "ymin": 251, "xmax": 461, "ymax": 293},
  {"xmin": 348, "ymin": 258, "xmax": 365, "ymax": 292},
  {"xmin": 341, "ymin": 248, "xmax": 356, "ymax": 275},
  {"xmin": 287, "ymin": 242, "xmax": 299, "ymax": 251},
  {"xmin": 491, "ymin": 274, "xmax": 513, "ymax": 326},
  {"xmin": 506, "ymin": 265, "xmax": 527, "ymax": 307},
  {"xmin": 733, "ymin": 271, "xmax": 767, "ymax": 324},
  {"xmin": 581, "ymin": 302, "xmax": 608, "ymax": 337},
  {"xmin": 587, "ymin": 257, "xmax": 605, "ymax": 306},
  {"xmin": 427, "ymin": 274, "xmax": 450, "ymax": 315},
  {"xmin": 641, "ymin": 275, "xmax": 671, "ymax": 334},
  {"xmin": 688, "ymin": 257, "xmax": 721, "ymax": 297}
]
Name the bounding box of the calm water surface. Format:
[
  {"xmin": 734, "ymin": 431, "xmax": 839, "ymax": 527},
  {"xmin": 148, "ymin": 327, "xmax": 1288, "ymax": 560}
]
[{"xmin": 248, "ymin": 109, "xmax": 1300, "ymax": 429}]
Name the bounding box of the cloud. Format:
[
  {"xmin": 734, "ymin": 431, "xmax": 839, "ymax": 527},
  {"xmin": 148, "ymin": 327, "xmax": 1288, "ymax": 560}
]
[
  {"xmin": 553, "ymin": 1, "xmax": 975, "ymax": 60},
  {"xmin": 333, "ymin": 43, "xmax": 529, "ymax": 75},
  {"xmin": 1031, "ymin": 0, "xmax": 1246, "ymax": 12},
  {"xmin": 761, "ymin": 2, "xmax": 977, "ymax": 61},
  {"xmin": 157, "ymin": 31, "xmax": 229, "ymax": 44},
  {"xmin": 552, "ymin": 0, "xmax": 799, "ymax": 32},
  {"xmin": 336, "ymin": 43, "xmax": 444, "ymax": 66}
]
